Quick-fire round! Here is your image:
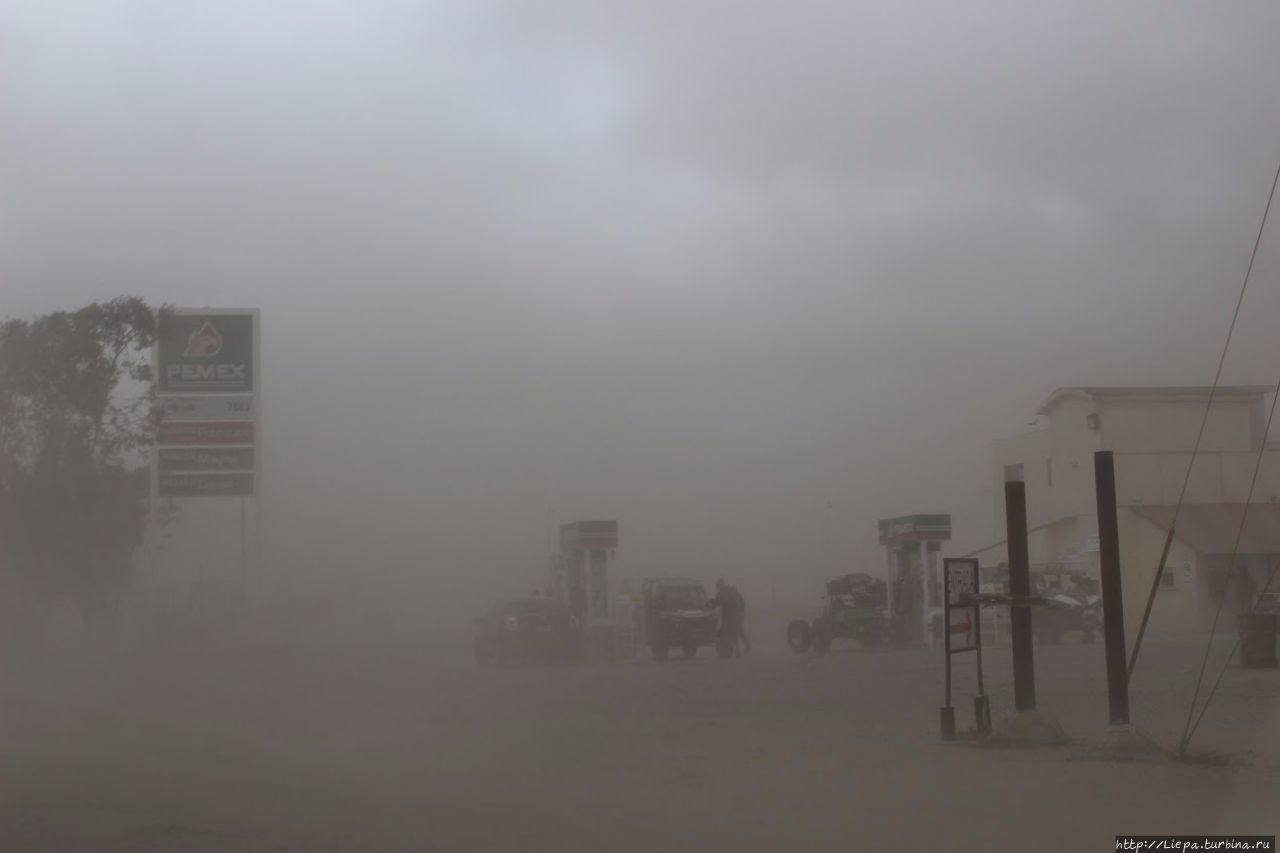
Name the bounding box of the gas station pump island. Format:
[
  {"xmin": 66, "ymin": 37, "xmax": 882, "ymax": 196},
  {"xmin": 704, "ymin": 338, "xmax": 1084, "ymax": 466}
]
[
  {"xmin": 878, "ymin": 514, "xmax": 952, "ymax": 648},
  {"xmin": 551, "ymin": 520, "xmax": 620, "ymax": 656}
]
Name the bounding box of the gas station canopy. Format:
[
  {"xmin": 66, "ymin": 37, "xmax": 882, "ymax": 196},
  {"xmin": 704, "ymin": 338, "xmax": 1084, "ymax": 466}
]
[
  {"xmin": 878, "ymin": 514, "xmax": 952, "ymax": 545},
  {"xmin": 559, "ymin": 520, "xmax": 619, "ymax": 551}
]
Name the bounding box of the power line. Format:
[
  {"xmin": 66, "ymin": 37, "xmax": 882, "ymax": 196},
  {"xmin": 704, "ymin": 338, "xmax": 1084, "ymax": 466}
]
[
  {"xmin": 1128, "ymin": 154, "xmax": 1280, "ymax": 679},
  {"xmin": 1178, "ymin": 374, "xmax": 1280, "ymax": 755},
  {"xmin": 1183, "ymin": 554, "xmax": 1280, "ymax": 750}
]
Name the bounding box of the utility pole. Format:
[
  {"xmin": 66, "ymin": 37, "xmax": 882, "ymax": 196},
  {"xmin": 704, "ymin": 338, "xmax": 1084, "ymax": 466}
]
[
  {"xmin": 1005, "ymin": 479, "xmax": 1036, "ymax": 711},
  {"xmin": 1094, "ymin": 451, "xmax": 1130, "ymax": 725}
]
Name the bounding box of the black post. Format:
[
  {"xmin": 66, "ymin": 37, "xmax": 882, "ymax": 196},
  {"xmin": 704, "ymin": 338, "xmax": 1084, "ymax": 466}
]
[
  {"xmin": 941, "ymin": 565, "xmax": 955, "ymax": 741},
  {"xmin": 1005, "ymin": 479, "xmax": 1036, "ymax": 711},
  {"xmin": 240, "ymin": 496, "xmax": 248, "ymax": 594},
  {"xmin": 973, "ymin": 601, "xmax": 991, "ymax": 735},
  {"xmin": 939, "ymin": 706, "xmax": 955, "ymax": 741},
  {"xmin": 1094, "ymin": 451, "xmax": 1130, "ymax": 725},
  {"xmin": 943, "ymin": 585, "xmax": 953, "ymax": 707}
]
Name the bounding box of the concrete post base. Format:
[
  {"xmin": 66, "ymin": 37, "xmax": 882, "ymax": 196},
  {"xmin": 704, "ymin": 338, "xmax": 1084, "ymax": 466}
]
[
  {"xmin": 1069, "ymin": 724, "xmax": 1171, "ymax": 763},
  {"xmin": 993, "ymin": 709, "xmax": 1070, "ymax": 747}
]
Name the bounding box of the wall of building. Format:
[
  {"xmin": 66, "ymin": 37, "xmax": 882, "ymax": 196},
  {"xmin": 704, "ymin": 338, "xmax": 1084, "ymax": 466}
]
[
  {"xmin": 1118, "ymin": 510, "xmax": 1201, "ymax": 633},
  {"xmin": 990, "ymin": 429, "xmax": 1049, "ymax": 541},
  {"xmin": 1098, "ymin": 397, "xmax": 1261, "ymax": 453},
  {"xmin": 1114, "ymin": 451, "xmax": 1280, "ymax": 506},
  {"xmin": 990, "ymin": 406, "xmax": 1100, "ymax": 560},
  {"xmin": 1041, "ymin": 413, "xmax": 1103, "ymax": 544},
  {"xmin": 984, "ymin": 390, "xmax": 1280, "ymax": 635}
]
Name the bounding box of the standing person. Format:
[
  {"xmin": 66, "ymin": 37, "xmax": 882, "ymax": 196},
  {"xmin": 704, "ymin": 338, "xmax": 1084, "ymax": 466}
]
[
  {"xmin": 710, "ymin": 580, "xmax": 747, "ymax": 657},
  {"xmin": 730, "ymin": 584, "xmax": 751, "ymax": 655}
]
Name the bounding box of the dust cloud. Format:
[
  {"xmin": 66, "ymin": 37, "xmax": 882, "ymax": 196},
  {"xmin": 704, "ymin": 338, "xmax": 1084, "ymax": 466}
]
[{"xmin": 2, "ymin": 2, "xmax": 1279, "ymax": 851}]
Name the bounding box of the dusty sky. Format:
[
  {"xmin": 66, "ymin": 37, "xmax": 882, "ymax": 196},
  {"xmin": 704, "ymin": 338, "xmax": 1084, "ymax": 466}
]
[{"xmin": 3, "ymin": 1, "xmax": 1280, "ymax": 608}]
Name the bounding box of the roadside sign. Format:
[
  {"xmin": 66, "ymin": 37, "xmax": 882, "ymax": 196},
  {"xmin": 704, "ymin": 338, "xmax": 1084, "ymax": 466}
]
[
  {"xmin": 941, "ymin": 557, "xmax": 987, "ymax": 738},
  {"xmin": 158, "ymin": 421, "xmax": 254, "ymax": 446},
  {"xmin": 158, "ymin": 395, "xmax": 255, "ymax": 421},
  {"xmin": 159, "ymin": 472, "xmax": 254, "ymax": 497},
  {"xmin": 948, "ymin": 608, "xmax": 975, "ymax": 650},
  {"xmin": 159, "ymin": 447, "xmax": 255, "ymax": 473},
  {"xmin": 944, "ymin": 558, "xmax": 978, "ymax": 652},
  {"xmin": 157, "ymin": 311, "xmax": 256, "ymax": 394},
  {"xmin": 149, "ymin": 307, "xmax": 261, "ymax": 591},
  {"xmin": 947, "ymin": 560, "xmax": 977, "ymax": 606}
]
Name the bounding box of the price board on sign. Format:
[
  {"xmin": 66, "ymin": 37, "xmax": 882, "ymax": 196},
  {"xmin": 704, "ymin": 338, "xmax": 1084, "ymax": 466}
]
[
  {"xmin": 947, "ymin": 561, "xmax": 977, "ymax": 606},
  {"xmin": 943, "ymin": 558, "xmax": 980, "ymax": 653}
]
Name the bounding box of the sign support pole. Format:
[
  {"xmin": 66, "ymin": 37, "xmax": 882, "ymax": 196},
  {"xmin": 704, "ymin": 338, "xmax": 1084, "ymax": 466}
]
[
  {"xmin": 973, "ymin": 600, "xmax": 990, "ymax": 734},
  {"xmin": 254, "ymin": 309, "xmax": 264, "ymax": 583},
  {"xmin": 240, "ymin": 495, "xmax": 248, "ymax": 595},
  {"xmin": 941, "ymin": 572, "xmax": 955, "ymax": 740},
  {"xmin": 149, "ymin": 332, "xmax": 161, "ymax": 587}
]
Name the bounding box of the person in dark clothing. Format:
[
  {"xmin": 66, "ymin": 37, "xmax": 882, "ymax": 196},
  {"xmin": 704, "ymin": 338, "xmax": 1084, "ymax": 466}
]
[
  {"xmin": 730, "ymin": 584, "xmax": 750, "ymax": 655},
  {"xmin": 710, "ymin": 579, "xmax": 750, "ymax": 656}
]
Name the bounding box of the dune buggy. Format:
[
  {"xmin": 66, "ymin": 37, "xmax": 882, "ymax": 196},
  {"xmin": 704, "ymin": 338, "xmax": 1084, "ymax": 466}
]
[{"xmin": 787, "ymin": 573, "xmax": 888, "ymax": 654}]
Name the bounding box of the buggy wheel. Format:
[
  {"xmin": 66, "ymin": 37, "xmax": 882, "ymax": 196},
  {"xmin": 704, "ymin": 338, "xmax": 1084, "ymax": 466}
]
[
  {"xmin": 812, "ymin": 619, "xmax": 831, "ymax": 655},
  {"xmin": 786, "ymin": 619, "xmax": 813, "ymax": 653}
]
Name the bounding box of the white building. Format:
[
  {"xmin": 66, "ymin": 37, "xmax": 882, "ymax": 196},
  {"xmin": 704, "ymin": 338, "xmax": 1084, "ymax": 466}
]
[{"xmin": 976, "ymin": 386, "xmax": 1280, "ymax": 633}]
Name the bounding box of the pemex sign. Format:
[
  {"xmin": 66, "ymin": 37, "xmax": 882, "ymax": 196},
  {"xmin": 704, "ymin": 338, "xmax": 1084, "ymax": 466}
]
[
  {"xmin": 154, "ymin": 309, "xmax": 258, "ymax": 497},
  {"xmin": 157, "ymin": 311, "xmax": 255, "ymax": 394}
]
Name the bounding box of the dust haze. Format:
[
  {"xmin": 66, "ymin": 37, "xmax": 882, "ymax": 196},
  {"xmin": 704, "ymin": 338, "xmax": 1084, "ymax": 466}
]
[{"xmin": 2, "ymin": 2, "xmax": 1280, "ymax": 851}]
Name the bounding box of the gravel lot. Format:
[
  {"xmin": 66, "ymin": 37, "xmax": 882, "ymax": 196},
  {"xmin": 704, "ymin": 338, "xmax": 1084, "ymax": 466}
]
[{"xmin": 2, "ymin": 624, "xmax": 1276, "ymax": 852}]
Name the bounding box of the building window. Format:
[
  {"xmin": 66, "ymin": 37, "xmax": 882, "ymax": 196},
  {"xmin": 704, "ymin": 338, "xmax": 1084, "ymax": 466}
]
[
  {"xmin": 1046, "ymin": 458, "xmax": 1053, "ymax": 488},
  {"xmin": 1004, "ymin": 463, "xmax": 1024, "ymax": 483}
]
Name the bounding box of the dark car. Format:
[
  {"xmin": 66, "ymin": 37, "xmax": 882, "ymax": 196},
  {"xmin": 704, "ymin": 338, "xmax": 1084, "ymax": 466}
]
[
  {"xmin": 639, "ymin": 578, "xmax": 723, "ymax": 660},
  {"xmin": 474, "ymin": 598, "xmax": 582, "ymax": 665},
  {"xmin": 1033, "ymin": 593, "xmax": 1100, "ymax": 644}
]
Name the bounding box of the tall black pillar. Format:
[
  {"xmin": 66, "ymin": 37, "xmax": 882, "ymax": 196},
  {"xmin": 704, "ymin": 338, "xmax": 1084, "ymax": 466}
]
[
  {"xmin": 1094, "ymin": 451, "xmax": 1130, "ymax": 725},
  {"xmin": 1005, "ymin": 479, "xmax": 1036, "ymax": 711}
]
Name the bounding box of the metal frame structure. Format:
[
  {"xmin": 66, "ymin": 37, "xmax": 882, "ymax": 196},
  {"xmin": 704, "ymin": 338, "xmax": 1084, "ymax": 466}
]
[{"xmin": 941, "ymin": 557, "xmax": 988, "ymax": 739}]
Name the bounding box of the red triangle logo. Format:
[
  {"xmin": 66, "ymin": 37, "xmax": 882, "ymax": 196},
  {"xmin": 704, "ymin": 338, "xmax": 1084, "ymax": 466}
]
[{"xmin": 184, "ymin": 321, "xmax": 223, "ymax": 357}]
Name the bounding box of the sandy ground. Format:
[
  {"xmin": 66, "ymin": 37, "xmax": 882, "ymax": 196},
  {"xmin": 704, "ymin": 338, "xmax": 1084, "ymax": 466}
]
[{"xmin": 2, "ymin": 623, "xmax": 1277, "ymax": 852}]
